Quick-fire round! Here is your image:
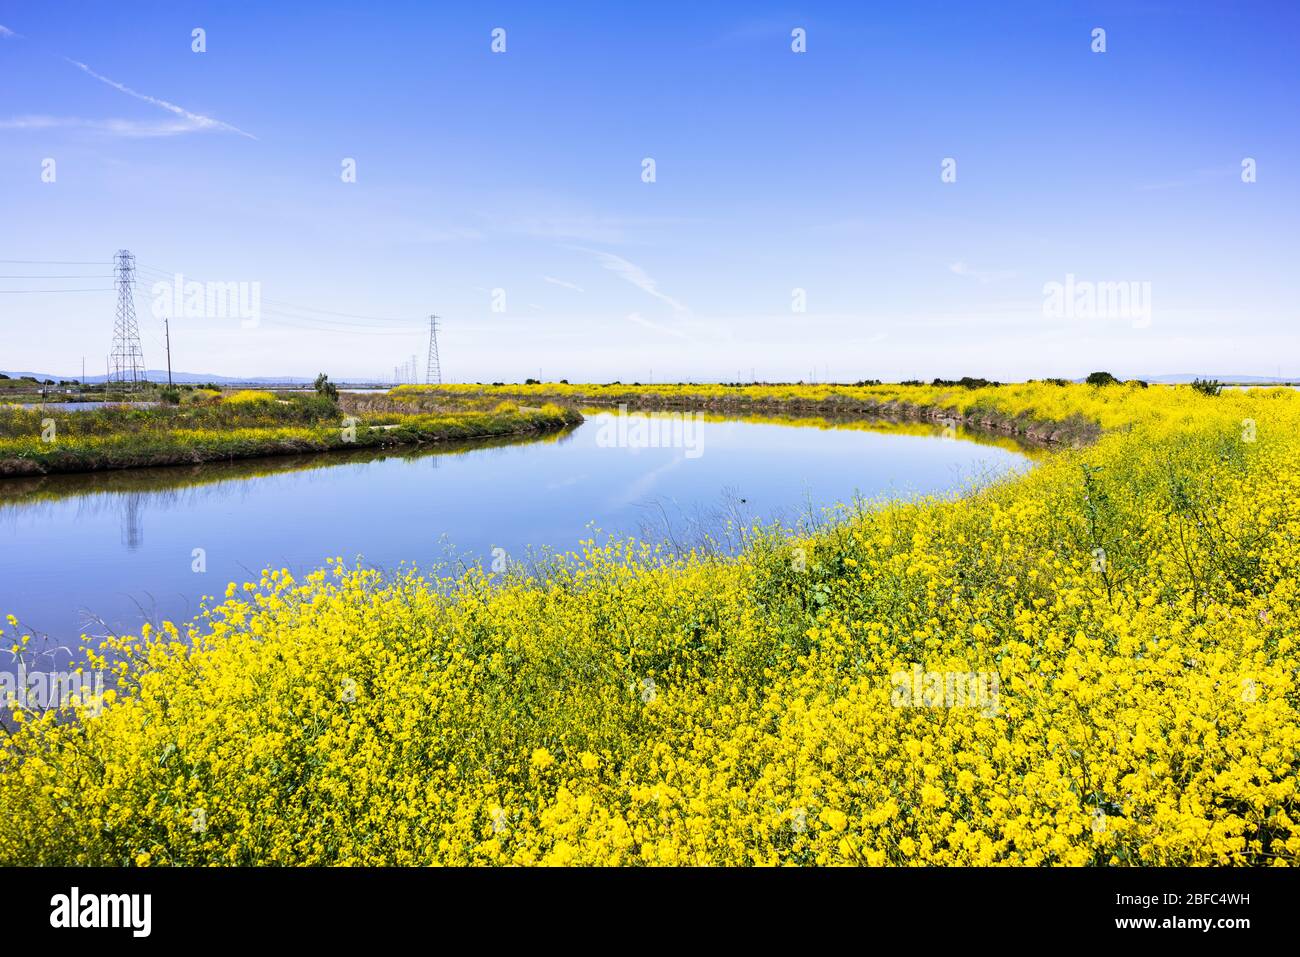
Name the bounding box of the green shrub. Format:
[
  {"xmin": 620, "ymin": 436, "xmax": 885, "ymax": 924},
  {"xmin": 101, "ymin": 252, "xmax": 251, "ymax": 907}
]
[
  {"xmin": 314, "ymin": 373, "xmax": 339, "ymax": 402},
  {"xmin": 1086, "ymin": 371, "xmax": 1120, "ymax": 387},
  {"xmin": 1191, "ymin": 378, "xmax": 1223, "ymax": 396}
]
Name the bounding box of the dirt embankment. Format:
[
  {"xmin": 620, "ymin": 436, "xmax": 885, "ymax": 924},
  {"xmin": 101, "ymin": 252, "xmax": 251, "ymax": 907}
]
[
  {"xmin": 416, "ymin": 389, "xmax": 1100, "ymax": 447},
  {"xmin": 0, "ymin": 407, "xmax": 583, "ymax": 478}
]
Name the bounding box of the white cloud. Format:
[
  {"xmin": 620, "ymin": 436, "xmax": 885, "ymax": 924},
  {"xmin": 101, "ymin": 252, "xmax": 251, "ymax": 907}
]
[
  {"xmin": 65, "ymin": 58, "xmax": 256, "ymax": 139},
  {"xmin": 626, "ymin": 311, "xmax": 693, "ymax": 341},
  {"xmin": 949, "ymin": 261, "xmax": 1016, "ymax": 284},
  {"xmin": 583, "ymin": 249, "xmax": 689, "ymax": 314},
  {"xmin": 0, "ymin": 115, "xmax": 211, "ymax": 136},
  {"xmin": 1138, "ymin": 167, "xmax": 1234, "ymax": 191},
  {"xmin": 0, "ymin": 24, "xmax": 20, "ymax": 38},
  {"xmin": 543, "ymin": 276, "xmax": 584, "ymax": 292}
]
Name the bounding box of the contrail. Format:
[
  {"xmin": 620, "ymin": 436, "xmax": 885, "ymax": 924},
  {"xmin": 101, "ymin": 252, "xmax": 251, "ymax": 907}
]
[
  {"xmin": 581, "ymin": 248, "xmax": 689, "ymax": 314},
  {"xmin": 543, "ymin": 276, "xmax": 585, "ymax": 292},
  {"xmin": 65, "ymin": 57, "xmax": 257, "ymax": 140}
]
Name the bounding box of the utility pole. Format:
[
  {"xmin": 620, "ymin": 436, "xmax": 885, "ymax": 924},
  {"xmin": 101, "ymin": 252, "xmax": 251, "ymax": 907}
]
[{"xmin": 164, "ymin": 317, "xmax": 173, "ymax": 387}]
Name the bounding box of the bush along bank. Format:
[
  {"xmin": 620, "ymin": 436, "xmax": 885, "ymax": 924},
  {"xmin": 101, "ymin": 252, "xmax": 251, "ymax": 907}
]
[
  {"xmin": 388, "ymin": 381, "xmax": 1164, "ymax": 446},
  {"xmin": 0, "ymin": 396, "xmax": 581, "ymax": 477}
]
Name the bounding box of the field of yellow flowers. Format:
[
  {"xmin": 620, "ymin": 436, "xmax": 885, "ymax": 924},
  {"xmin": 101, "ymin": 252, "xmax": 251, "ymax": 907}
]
[
  {"xmin": 1, "ymin": 383, "xmax": 1297, "ymax": 865},
  {"xmin": 0, "ymin": 391, "xmax": 579, "ymax": 476},
  {"xmin": 393, "ymin": 378, "xmax": 1166, "ymax": 443}
]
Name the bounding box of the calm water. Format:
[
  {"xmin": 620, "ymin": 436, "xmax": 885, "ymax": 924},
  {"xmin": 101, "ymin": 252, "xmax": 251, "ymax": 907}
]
[{"xmin": 0, "ymin": 412, "xmax": 1032, "ymax": 655}]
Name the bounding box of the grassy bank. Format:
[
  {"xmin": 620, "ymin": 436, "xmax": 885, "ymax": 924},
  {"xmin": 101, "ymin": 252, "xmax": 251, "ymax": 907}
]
[
  {"xmin": 0, "ymin": 392, "xmax": 581, "ymax": 476},
  {"xmin": 391, "ymin": 380, "xmax": 1139, "ymax": 445},
  {"xmin": 0, "ymin": 427, "xmax": 577, "ymax": 507},
  {"xmin": 2, "ymin": 383, "xmax": 1297, "ymax": 865}
]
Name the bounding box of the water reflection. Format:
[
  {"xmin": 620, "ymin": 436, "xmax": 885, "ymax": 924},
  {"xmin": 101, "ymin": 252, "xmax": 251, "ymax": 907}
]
[
  {"xmin": 0, "ymin": 412, "xmax": 1034, "ymax": 646},
  {"xmin": 0, "ymin": 429, "xmax": 558, "ymax": 507}
]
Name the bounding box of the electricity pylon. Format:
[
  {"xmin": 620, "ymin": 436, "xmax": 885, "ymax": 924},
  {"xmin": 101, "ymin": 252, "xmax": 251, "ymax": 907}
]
[
  {"xmin": 109, "ymin": 249, "xmax": 145, "ymax": 392},
  {"xmin": 425, "ymin": 314, "xmax": 442, "ymax": 385}
]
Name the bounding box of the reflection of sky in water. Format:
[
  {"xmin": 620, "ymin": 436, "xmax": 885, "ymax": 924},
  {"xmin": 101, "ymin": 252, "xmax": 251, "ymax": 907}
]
[{"xmin": 0, "ymin": 413, "xmax": 1032, "ymax": 652}]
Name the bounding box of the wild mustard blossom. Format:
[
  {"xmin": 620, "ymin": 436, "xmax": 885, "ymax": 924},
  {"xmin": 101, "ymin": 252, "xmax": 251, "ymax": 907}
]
[
  {"xmin": 0, "ymin": 393, "xmax": 580, "ymax": 476},
  {"xmin": 0, "ymin": 384, "xmax": 1297, "ymax": 866}
]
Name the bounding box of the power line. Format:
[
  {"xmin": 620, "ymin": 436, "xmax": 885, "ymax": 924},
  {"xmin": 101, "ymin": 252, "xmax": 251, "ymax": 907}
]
[
  {"xmin": 248, "ymin": 310, "xmax": 421, "ymax": 335},
  {"xmin": 0, "ymin": 259, "xmax": 111, "ymax": 265},
  {"xmin": 258, "ymin": 310, "xmax": 421, "ymax": 332},
  {"xmin": 256, "ymin": 297, "xmax": 418, "ymax": 324},
  {"xmin": 0, "ymin": 288, "xmax": 116, "ymax": 293},
  {"xmin": 257, "ymin": 315, "xmax": 422, "ymax": 336},
  {"xmin": 134, "ymin": 263, "xmax": 420, "ymax": 324},
  {"xmin": 131, "ymin": 264, "xmax": 422, "ymax": 336},
  {"xmin": 16, "ymin": 257, "xmax": 427, "ymax": 340}
]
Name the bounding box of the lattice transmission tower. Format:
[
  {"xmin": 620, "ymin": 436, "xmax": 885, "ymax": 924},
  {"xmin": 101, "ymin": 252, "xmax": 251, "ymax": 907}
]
[
  {"xmin": 109, "ymin": 249, "xmax": 146, "ymax": 391},
  {"xmin": 425, "ymin": 314, "xmax": 442, "ymax": 385}
]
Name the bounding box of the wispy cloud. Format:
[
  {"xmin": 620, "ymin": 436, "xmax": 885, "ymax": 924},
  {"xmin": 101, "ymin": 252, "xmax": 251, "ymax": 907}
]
[
  {"xmin": 479, "ymin": 202, "xmax": 630, "ymax": 244},
  {"xmin": 615, "ymin": 454, "xmax": 688, "ymax": 507},
  {"xmin": 582, "ymin": 249, "xmax": 689, "ymax": 314},
  {"xmin": 0, "ymin": 24, "xmax": 21, "ymax": 39},
  {"xmin": 1138, "ymin": 166, "xmax": 1235, "ymax": 191},
  {"xmin": 406, "ymin": 225, "xmax": 483, "ymax": 243},
  {"xmin": 0, "ymin": 114, "xmax": 213, "ymax": 137},
  {"xmin": 948, "ymin": 261, "xmax": 1016, "ymax": 284},
  {"xmin": 543, "ymin": 276, "xmax": 584, "ymax": 292},
  {"xmin": 709, "ymin": 18, "xmax": 793, "ymax": 49},
  {"xmin": 626, "ymin": 311, "xmax": 693, "ymax": 341},
  {"xmin": 64, "ymin": 57, "xmax": 256, "ymax": 139}
]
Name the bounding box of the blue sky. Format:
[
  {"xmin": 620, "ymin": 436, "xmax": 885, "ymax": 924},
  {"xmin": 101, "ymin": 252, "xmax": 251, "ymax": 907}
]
[{"xmin": 2, "ymin": 1, "xmax": 1297, "ymax": 382}]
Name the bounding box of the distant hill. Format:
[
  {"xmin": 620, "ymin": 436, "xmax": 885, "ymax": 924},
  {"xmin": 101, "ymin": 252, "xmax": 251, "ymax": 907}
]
[
  {"xmin": 2, "ymin": 370, "xmax": 347, "ymax": 385},
  {"xmin": 1060, "ymin": 374, "xmax": 1296, "ymax": 385},
  {"xmin": 1134, "ymin": 374, "xmax": 1297, "ymax": 384}
]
